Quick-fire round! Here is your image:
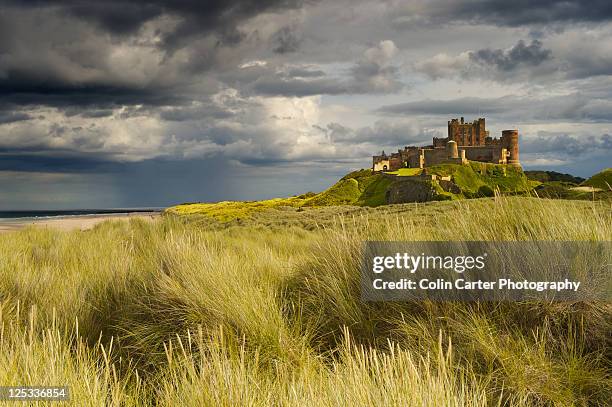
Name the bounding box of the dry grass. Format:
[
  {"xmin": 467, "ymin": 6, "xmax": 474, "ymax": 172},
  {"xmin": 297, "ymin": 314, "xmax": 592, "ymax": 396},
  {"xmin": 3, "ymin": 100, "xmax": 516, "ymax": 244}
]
[{"xmin": 0, "ymin": 196, "xmax": 610, "ymax": 406}]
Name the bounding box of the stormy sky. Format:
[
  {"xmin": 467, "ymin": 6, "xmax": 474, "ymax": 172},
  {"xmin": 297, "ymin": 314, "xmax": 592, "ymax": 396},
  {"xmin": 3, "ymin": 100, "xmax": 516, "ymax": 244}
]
[{"xmin": 1, "ymin": 0, "xmax": 611, "ymax": 209}]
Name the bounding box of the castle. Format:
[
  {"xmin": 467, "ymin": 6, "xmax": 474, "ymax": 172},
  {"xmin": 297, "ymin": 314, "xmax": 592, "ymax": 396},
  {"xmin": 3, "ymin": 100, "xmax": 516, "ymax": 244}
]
[{"xmin": 372, "ymin": 117, "xmax": 520, "ymax": 171}]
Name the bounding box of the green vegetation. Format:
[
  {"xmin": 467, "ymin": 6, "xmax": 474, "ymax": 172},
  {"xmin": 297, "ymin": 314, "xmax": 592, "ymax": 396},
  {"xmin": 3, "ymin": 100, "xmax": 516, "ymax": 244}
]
[
  {"xmin": 427, "ymin": 162, "xmax": 532, "ymax": 198},
  {"xmin": 1, "ymin": 197, "xmax": 610, "ymax": 405},
  {"xmin": 529, "ymin": 168, "xmax": 612, "ymax": 201},
  {"xmin": 169, "ymin": 164, "xmax": 540, "ymax": 222},
  {"xmin": 168, "ymin": 166, "xmax": 610, "ymax": 224},
  {"xmin": 356, "ymin": 173, "xmax": 393, "ymax": 206},
  {"xmin": 582, "ymin": 168, "xmax": 612, "ymax": 190},
  {"xmin": 534, "ymin": 181, "xmax": 591, "ymax": 200},
  {"xmin": 167, "ymin": 197, "xmax": 304, "ymax": 222},
  {"xmin": 386, "ymin": 167, "xmax": 422, "ymax": 176},
  {"xmin": 524, "ymin": 170, "xmax": 585, "ymax": 184},
  {"xmin": 168, "ymin": 169, "xmax": 393, "ymax": 221},
  {"xmin": 302, "ymin": 169, "xmax": 389, "ymax": 207}
]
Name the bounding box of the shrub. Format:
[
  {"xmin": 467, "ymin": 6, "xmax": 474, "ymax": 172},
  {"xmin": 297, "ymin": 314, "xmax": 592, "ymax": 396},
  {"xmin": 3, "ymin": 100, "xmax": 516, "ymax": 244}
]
[{"xmin": 478, "ymin": 185, "xmax": 495, "ymax": 197}]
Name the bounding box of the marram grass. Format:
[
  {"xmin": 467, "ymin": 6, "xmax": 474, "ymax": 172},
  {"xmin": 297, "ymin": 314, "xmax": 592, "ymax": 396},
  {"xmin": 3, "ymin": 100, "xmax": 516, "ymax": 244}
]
[{"xmin": 0, "ymin": 196, "xmax": 610, "ymax": 406}]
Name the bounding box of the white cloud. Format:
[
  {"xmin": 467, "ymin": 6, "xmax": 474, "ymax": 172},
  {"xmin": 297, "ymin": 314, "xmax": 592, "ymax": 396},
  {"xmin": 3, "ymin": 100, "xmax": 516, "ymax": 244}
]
[
  {"xmin": 364, "ymin": 40, "xmax": 398, "ymax": 64},
  {"xmin": 414, "ymin": 52, "xmax": 471, "ymax": 80}
]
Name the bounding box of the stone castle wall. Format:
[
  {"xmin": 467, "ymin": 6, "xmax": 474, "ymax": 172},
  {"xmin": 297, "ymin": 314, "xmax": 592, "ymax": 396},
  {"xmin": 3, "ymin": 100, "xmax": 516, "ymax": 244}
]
[
  {"xmin": 462, "ymin": 145, "xmax": 506, "ymax": 163},
  {"xmin": 372, "ymin": 117, "xmax": 520, "ymax": 171}
]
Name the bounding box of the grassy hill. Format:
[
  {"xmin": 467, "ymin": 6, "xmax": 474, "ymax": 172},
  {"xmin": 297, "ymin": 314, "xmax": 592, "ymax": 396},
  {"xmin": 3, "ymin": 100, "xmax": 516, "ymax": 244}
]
[
  {"xmin": 532, "ymin": 168, "xmax": 611, "ymax": 200},
  {"xmin": 164, "ymin": 196, "xmax": 304, "ymax": 222},
  {"xmin": 582, "ymin": 168, "xmax": 612, "ymax": 190},
  {"xmin": 533, "ymin": 181, "xmax": 588, "ymax": 200},
  {"xmin": 168, "ymin": 164, "xmax": 612, "ymax": 222},
  {"xmin": 167, "ymin": 169, "xmax": 393, "ymax": 221},
  {"xmin": 524, "ymin": 170, "xmax": 585, "ymax": 184},
  {"xmin": 167, "ymin": 164, "xmax": 536, "ymax": 221},
  {"xmin": 301, "ymin": 169, "xmax": 393, "ymax": 207},
  {"xmin": 427, "ymin": 162, "xmax": 532, "ymax": 198}
]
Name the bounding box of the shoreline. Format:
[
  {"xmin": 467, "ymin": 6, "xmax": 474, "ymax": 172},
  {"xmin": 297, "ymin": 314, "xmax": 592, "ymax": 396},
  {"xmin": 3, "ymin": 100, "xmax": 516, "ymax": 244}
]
[{"xmin": 0, "ymin": 212, "xmax": 161, "ymax": 233}]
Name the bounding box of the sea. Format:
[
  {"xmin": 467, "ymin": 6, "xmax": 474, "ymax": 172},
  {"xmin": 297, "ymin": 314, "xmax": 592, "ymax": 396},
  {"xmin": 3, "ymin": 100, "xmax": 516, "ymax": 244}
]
[{"xmin": 0, "ymin": 208, "xmax": 163, "ymax": 221}]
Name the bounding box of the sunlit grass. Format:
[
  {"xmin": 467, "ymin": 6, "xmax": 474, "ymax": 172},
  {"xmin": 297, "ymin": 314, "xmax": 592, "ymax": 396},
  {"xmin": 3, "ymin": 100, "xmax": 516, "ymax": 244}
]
[
  {"xmin": 0, "ymin": 196, "xmax": 610, "ymax": 405},
  {"xmin": 166, "ymin": 197, "xmax": 304, "ymax": 221},
  {"xmin": 385, "ymin": 167, "xmax": 422, "ymax": 176}
]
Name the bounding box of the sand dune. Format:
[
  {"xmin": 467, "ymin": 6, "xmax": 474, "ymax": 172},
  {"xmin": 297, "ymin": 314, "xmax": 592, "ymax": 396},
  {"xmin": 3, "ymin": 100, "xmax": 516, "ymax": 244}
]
[{"xmin": 0, "ymin": 212, "xmax": 160, "ymax": 233}]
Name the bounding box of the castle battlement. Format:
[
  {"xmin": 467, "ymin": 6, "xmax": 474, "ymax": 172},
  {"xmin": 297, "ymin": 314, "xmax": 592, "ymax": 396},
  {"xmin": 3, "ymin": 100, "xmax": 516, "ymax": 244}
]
[{"xmin": 373, "ymin": 117, "xmax": 520, "ymax": 171}]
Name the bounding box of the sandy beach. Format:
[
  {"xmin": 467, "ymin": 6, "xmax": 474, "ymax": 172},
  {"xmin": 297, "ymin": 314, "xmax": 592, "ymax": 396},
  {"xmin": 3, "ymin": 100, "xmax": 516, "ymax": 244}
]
[{"xmin": 0, "ymin": 212, "xmax": 160, "ymax": 233}]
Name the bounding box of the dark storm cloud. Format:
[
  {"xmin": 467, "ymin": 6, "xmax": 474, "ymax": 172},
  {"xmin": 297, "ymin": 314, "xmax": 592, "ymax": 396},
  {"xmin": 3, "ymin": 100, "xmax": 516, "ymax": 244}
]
[
  {"xmin": 393, "ymin": 1, "xmax": 612, "ymax": 28},
  {"xmin": 7, "ymin": 1, "xmax": 307, "ymax": 46},
  {"xmin": 470, "ymin": 40, "xmax": 552, "ymax": 71},
  {"xmin": 0, "ymin": 151, "xmax": 118, "ymax": 173},
  {"xmin": 0, "ymin": 111, "xmax": 33, "ymax": 124},
  {"xmin": 0, "ymin": 78, "xmax": 190, "ymax": 109},
  {"xmin": 272, "ymin": 25, "xmax": 302, "ymax": 54},
  {"xmin": 0, "ymin": 0, "xmax": 309, "ymax": 111},
  {"xmin": 58, "ymin": 2, "xmax": 165, "ymax": 35},
  {"xmin": 0, "ymin": 1, "xmax": 403, "ymax": 114}
]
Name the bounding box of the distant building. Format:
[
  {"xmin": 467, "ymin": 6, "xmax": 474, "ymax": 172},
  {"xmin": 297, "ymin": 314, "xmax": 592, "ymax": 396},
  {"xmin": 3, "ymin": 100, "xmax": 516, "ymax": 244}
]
[{"xmin": 372, "ymin": 117, "xmax": 520, "ymax": 171}]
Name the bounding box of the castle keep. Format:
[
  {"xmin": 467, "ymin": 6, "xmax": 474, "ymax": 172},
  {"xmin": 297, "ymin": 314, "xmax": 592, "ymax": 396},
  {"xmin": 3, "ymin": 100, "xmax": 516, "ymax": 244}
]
[{"xmin": 372, "ymin": 117, "xmax": 520, "ymax": 171}]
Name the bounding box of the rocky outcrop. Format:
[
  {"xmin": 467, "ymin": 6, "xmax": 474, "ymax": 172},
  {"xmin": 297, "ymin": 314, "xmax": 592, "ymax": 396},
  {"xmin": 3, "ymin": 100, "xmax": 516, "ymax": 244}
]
[
  {"xmin": 439, "ymin": 180, "xmax": 461, "ymax": 194},
  {"xmin": 385, "ymin": 178, "xmax": 437, "ymax": 203}
]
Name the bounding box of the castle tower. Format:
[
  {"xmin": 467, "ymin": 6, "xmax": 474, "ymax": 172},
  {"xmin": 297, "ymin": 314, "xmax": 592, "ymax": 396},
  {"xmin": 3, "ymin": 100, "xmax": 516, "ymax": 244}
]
[
  {"xmin": 447, "ymin": 117, "xmax": 488, "ymax": 146},
  {"xmin": 501, "ymin": 130, "xmax": 520, "ymax": 167},
  {"xmin": 474, "ymin": 118, "xmax": 487, "ymax": 146},
  {"xmin": 446, "ymin": 140, "xmax": 458, "ymax": 158}
]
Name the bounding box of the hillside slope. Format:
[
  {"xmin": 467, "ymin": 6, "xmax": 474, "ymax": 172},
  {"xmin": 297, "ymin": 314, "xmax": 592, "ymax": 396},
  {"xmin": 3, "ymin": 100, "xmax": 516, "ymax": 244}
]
[
  {"xmin": 582, "ymin": 168, "xmax": 612, "ymax": 190},
  {"xmin": 166, "ymin": 169, "xmax": 393, "ymax": 221},
  {"xmin": 167, "ymin": 164, "xmax": 536, "ymax": 221},
  {"xmin": 524, "ymin": 170, "xmax": 585, "ymax": 184},
  {"xmin": 301, "ymin": 169, "xmax": 392, "ymax": 207},
  {"xmin": 427, "ymin": 162, "xmax": 532, "ymax": 198}
]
